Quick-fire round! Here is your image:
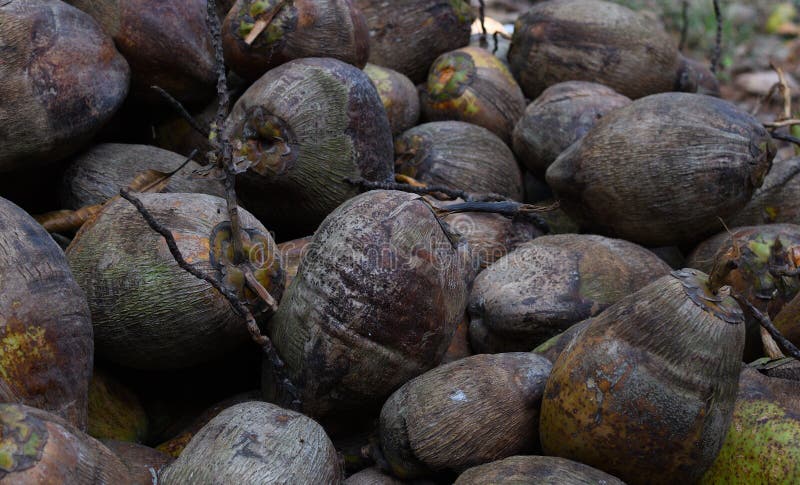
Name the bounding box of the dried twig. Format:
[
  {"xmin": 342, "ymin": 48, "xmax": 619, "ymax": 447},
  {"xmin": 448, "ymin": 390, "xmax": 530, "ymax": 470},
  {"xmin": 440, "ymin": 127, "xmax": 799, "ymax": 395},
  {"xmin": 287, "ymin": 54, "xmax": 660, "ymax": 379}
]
[
  {"xmin": 151, "ymin": 86, "xmax": 210, "ymax": 138},
  {"xmin": 478, "ymin": 0, "xmax": 487, "ymax": 48},
  {"xmin": 710, "ymin": 0, "xmax": 722, "ymax": 75},
  {"xmin": 771, "ymin": 131, "xmax": 800, "ymax": 146},
  {"xmin": 346, "ymin": 177, "xmax": 506, "ymax": 203},
  {"xmin": 735, "ymin": 295, "xmax": 800, "ymax": 361},
  {"xmin": 762, "ymin": 326, "xmax": 786, "ymax": 359},
  {"xmin": 679, "ymin": 0, "xmax": 689, "ymax": 52}
]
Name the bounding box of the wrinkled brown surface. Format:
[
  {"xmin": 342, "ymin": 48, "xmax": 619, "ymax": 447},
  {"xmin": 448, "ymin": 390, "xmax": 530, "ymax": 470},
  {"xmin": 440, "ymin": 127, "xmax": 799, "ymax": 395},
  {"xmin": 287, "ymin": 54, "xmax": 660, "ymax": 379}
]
[
  {"xmin": 67, "ymin": 193, "xmax": 284, "ymax": 370},
  {"xmin": 223, "ymin": 0, "xmax": 369, "ymax": 80},
  {"xmin": 546, "ymin": 93, "xmax": 775, "ymax": 247},
  {"xmin": 59, "ymin": 143, "xmax": 224, "ymax": 209},
  {"xmin": 676, "ymin": 55, "xmax": 721, "ymax": 97},
  {"xmin": 533, "ymin": 319, "xmax": 591, "ymax": 364},
  {"xmin": 226, "ymin": 57, "xmax": 394, "ymax": 238},
  {"xmin": 88, "ymin": 368, "xmax": 148, "ymax": 443},
  {"xmin": 67, "ymin": 0, "xmax": 215, "ymax": 104},
  {"xmin": 379, "ymin": 353, "xmax": 552, "ymax": 479},
  {"xmin": 0, "ymin": 403, "xmax": 132, "ymax": 483},
  {"xmin": 512, "ymin": 81, "xmax": 631, "ymax": 175},
  {"xmin": 468, "ymin": 234, "xmax": 670, "ymax": 353},
  {"xmin": 454, "ymin": 455, "xmax": 625, "ymax": 484},
  {"xmin": 0, "ymin": 0, "xmax": 129, "ymax": 172},
  {"xmin": 345, "ymin": 467, "xmax": 406, "ymax": 484},
  {"xmin": 508, "ymin": 0, "xmax": 680, "ymax": 99},
  {"xmin": 730, "ymin": 156, "xmax": 800, "ymax": 227},
  {"xmin": 103, "ymin": 440, "xmax": 173, "ymax": 485},
  {"xmin": 364, "ymin": 63, "xmax": 420, "ymax": 136},
  {"xmin": 0, "ymin": 196, "xmax": 93, "ymax": 430},
  {"xmin": 160, "ymin": 402, "xmax": 342, "ymax": 484},
  {"xmin": 265, "ymin": 190, "xmax": 470, "ymax": 419},
  {"xmin": 540, "ymin": 270, "xmax": 745, "ymax": 485},
  {"xmin": 396, "ymin": 121, "xmax": 523, "ymax": 200}
]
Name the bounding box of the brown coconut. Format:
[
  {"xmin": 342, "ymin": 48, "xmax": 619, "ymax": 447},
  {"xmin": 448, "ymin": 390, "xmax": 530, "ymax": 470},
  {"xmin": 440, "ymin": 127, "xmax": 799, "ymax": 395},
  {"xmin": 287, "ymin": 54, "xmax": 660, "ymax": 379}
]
[
  {"xmin": 0, "ymin": 0, "xmax": 129, "ymax": 172},
  {"xmin": 87, "ymin": 368, "xmax": 148, "ymax": 443},
  {"xmin": 224, "ymin": 57, "xmax": 394, "ymax": 238},
  {"xmin": 539, "ymin": 269, "xmax": 745, "ymax": 484},
  {"xmin": 512, "ymin": 81, "xmax": 631, "ymax": 175},
  {"xmin": 729, "ymin": 156, "xmax": 800, "ymax": 227},
  {"xmin": 264, "ymin": 190, "xmax": 470, "ymax": 419},
  {"xmin": 276, "ymin": 235, "xmax": 312, "ymax": 287},
  {"xmin": 364, "ymin": 63, "xmax": 421, "ymax": 136},
  {"xmin": 222, "ymin": 0, "xmax": 369, "ymax": 81},
  {"xmin": 103, "ymin": 440, "xmax": 173, "ymax": 485},
  {"xmin": 66, "ymin": 192, "xmax": 284, "ymax": 370},
  {"xmin": 0, "ymin": 196, "xmax": 93, "ymax": 429},
  {"xmin": 159, "ymin": 401, "xmax": 342, "ymax": 484},
  {"xmin": 66, "ymin": 0, "xmax": 216, "ymax": 105},
  {"xmin": 0, "ymin": 403, "xmax": 132, "ymax": 483},
  {"xmin": 454, "ymin": 455, "xmax": 625, "ymax": 485},
  {"xmin": 379, "ymin": 353, "xmax": 552, "ymax": 479},
  {"xmin": 468, "ymin": 234, "xmax": 671, "ymax": 353},
  {"xmin": 420, "ymin": 46, "xmax": 525, "ymax": 143},
  {"xmin": 395, "ymin": 121, "xmax": 523, "ymax": 200},
  {"xmin": 507, "ymin": 0, "xmax": 681, "ymax": 99},
  {"xmin": 546, "ymin": 92, "xmax": 775, "ymax": 247},
  {"xmin": 354, "ymin": 0, "xmax": 474, "ymax": 83}
]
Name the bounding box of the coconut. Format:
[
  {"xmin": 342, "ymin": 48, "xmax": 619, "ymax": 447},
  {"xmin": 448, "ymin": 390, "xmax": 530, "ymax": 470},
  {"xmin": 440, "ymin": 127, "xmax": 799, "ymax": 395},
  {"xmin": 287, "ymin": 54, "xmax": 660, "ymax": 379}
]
[
  {"xmin": 729, "ymin": 156, "xmax": 800, "ymax": 227},
  {"xmin": 454, "ymin": 455, "xmax": 625, "ymax": 485},
  {"xmin": 539, "ymin": 269, "xmax": 745, "ymax": 484},
  {"xmin": 676, "ymin": 55, "xmax": 721, "ymax": 97},
  {"xmin": 276, "ymin": 235, "xmax": 312, "ymax": 287},
  {"xmin": 0, "ymin": 0, "xmax": 129, "ymax": 172},
  {"xmin": 87, "ymin": 368, "xmax": 148, "ymax": 443},
  {"xmin": 345, "ymin": 467, "xmax": 407, "ymax": 485},
  {"xmin": 66, "ymin": 192, "xmax": 284, "ymax": 370},
  {"xmin": 468, "ymin": 234, "xmax": 670, "ymax": 353},
  {"xmin": 224, "ymin": 57, "xmax": 394, "ymax": 238},
  {"xmin": 420, "ymin": 46, "xmax": 525, "ymax": 143},
  {"xmin": 222, "ymin": 0, "xmax": 369, "ymax": 81},
  {"xmin": 512, "ymin": 81, "xmax": 631, "ymax": 175},
  {"xmin": 364, "ymin": 64, "xmax": 421, "ymax": 136},
  {"xmin": 0, "ymin": 196, "xmax": 93, "ymax": 429},
  {"xmin": 102, "ymin": 440, "xmax": 173, "ymax": 485},
  {"xmin": 395, "ymin": 121, "xmax": 523, "ymax": 200},
  {"xmin": 378, "ymin": 353, "xmax": 552, "ymax": 479},
  {"xmin": 546, "ymin": 92, "xmax": 775, "ymax": 247}
]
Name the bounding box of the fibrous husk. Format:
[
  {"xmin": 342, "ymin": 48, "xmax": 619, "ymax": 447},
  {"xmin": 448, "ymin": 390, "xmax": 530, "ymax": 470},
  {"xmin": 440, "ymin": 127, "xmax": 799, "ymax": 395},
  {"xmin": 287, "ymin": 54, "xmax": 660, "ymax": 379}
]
[
  {"xmin": 59, "ymin": 143, "xmax": 224, "ymax": 209},
  {"xmin": 379, "ymin": 352, "xmax": 552, "ymax": 479},
  {"xmin": 222, "ymin": 0, "xmax": 369, "ymax": 81},
  {"xmin": 440, "ymin": 316, "xmax": 473, "ymax": 365},
  {"xmin": 0, "ymin": 0, "xmax": 129, "ymax": 172},
  {"xmin": 395, "ymin": 121, "xmax": 523, "ymax": 201},
  {"xmin": 224, "ymin": 57, "xmax": 394, "ymax": 238},
  {"xmin": 420, "ymin": 46, "xmax": 525, "ymax": 143},
  {"xmin": 87, "ymin": 368, "xmax": 148, "ymax": 443},
  {"xmin": 345, "ymin": 467, "xmax": 407, "ymax": 485},
  {"xmin": 546, "ymin": 92, "xmax": 775, "ymax": 247},
  {"xmin": 66, "ymin": 192, "xmax": 284, "ymax": 370},
  {"xmin": 264, "ymin": 190, "xmax": 470, "ymax": 419},
  {"xmin": 353, "ymin": 0, "xmax": 474, "ymax": 83},
  {"xmin": 540, "ymin": 269, "xmax": 745, "ymax": 485},
  {"xmin": 102, "ymin": 440, "xmax": 173, "ymax": 485},
  {"xmin": 512, "ymin": 81, "xmax": 631, "ymax": 175},
  {"xmin": 454, "ymin": 455, "xmax": 625, "ymax": 485},
  {"xmin": 468, "ymin": 234, "xmax": 670, "ymax": 353},
  {"xmin": 276, "ymin": 235, "xmax": 312, "ymax": 287},
  {"xmin": 364, "ymin": 63, "xmax": 420, "ymax": 136},
  {"xmin": 66, "ymin": 0, "xmax": 215, "ymax": 105},
  {"xmin": 507, "ymin": 0, "xmax": 681, "ymax": 100},
  {"xmin": 729, "ymin": 156, "xmax": 800, "ymax": 227},
  {"xmin": 0, "ymin": 403, "xmax": 132, "ymax": 484},
  {"xmin": 675, "ymin": 55, "xmax": 721, "ymax": 97},
  {"xmin": 0, "ymin": 196, "xmax": 93, "ymax": 430},
  {"xmin": 532, "ymin": 319, "xmax": 591, "ymax": 364},
  {"xmin": 159, "ymin": 401, "xmax": 342, "ymax": 484},
  {"xmin": 699, "ymin": 367, "xmax": 800, "ymax": 484}
]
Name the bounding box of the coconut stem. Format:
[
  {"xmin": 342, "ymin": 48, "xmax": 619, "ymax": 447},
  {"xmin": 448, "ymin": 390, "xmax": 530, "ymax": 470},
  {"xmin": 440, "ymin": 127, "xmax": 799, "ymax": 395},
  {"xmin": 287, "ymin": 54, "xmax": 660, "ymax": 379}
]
[
  {"xmin": 678, "ymin": 0, "xmax": 689, "ymax": 52},
  {"xmin": 710, "ymin": 0, "xmax": 722, "ymax": 76},
  {"xmin": 735, "ymin": 295, "xmax": 800, "ymax": 361},
  {"xmin": 478, "ymin": 0, "xmax": 487, "ymax": 48},
  {"xmin": 151, "ymin": 86, "xmax": 210, "ymax": 138}
]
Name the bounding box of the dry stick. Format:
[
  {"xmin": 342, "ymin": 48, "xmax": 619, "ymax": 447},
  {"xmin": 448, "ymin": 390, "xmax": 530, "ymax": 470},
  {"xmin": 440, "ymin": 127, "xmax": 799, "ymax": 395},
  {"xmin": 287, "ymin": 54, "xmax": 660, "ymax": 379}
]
[
  {"xmin": 478, "ymin": 0, "xmax": 487, "ymax": 48},
  {"xmin": 346, "ymin": 177, "xmax": 506, "ymax": 202},
  {"xmin": 678, "ymin": 0, "xmax": 689, "ymax": 52},
  {"xmin": 735, "ymin": 296, "xmax": 800, "ymax": 361},
  {"xmin": 151, "ymin": 86, "xmax": 210, "ymax": 138},
  {"xmin": 752, "ymin": 82, "xmax": 780, "ymax": 117},
  {"xmin": 762, "ymin": 326, "xmax": 786, "ymax": 360},
  {"xmin": 771, "ymin": 131, "xmax": 800, "ymax": 146},
  {"xmin": 710, "ymin": 0, "xmax": 722, "ymax": 75}
]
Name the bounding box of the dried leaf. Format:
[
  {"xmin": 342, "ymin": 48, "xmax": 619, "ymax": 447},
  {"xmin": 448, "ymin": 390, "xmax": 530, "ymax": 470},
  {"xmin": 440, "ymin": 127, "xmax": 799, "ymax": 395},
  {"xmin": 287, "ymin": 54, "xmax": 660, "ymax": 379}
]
[{"xmin": 35, "ymin": 205, "xmax": 103, "ymax": 233}]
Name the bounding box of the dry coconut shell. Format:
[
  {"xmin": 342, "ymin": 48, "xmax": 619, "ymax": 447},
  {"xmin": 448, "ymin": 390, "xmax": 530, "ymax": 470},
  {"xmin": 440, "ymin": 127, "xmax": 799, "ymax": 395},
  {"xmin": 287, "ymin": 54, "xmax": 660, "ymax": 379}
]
[
  {"xmin": 532, "ymin": 319, "xmax": 591, "ymax": 365},
  {"xmin": 222, "ymin": 0, "xmax": 369, "ymax": 81},
  {"xmin": 0, "ymin": 0, "xmax": 129, "ymax": 172},
  {"xmin": 512, "ymin": 81, "xmax": 631, "ymax": 175},
  {"xmin": 224, "ymin": 57, "xmax": 393, "ymax": 238},
  {"xmin": 153, "ymin": 96, "xmax": 219, "ymax": 165},
  {"xmin": 440, "ymin": 316, "xmax": 473, "ymax": 365},
  {"xmin": 395, "ymin": 121, "xmax": 523, "ymax": 200},
  {"xmin": 102, "ymin": 440, "xmax": 173, "ymax": 485},
  {"xmin": 276, "ymin": 235, "xmax": 312, "ymax": 288},
  {"xmin": 0, "ymin": 196, "xmax": 93, "ymax": 430},
  {"xmin": 454, "ymin": 455, "xmax": 625, "ymax": 485},
  {"xmin": 66, "ymin": 192, "xmax": 284, "ymax": 370},
  {"xmin": 354, "ymin": 0, "xmax": 474, "ymax": 83},
  {"xmin": 468, "ymin": 234, "xmax": 670, "ymax": 353},
  {"xmin": 420, "ymin": 46, "xmax": 525, "ymax": 143},
  {"xmin": 540, "ymin": 269, "xmax": 745, "ymax": 485},
  {"xmin": 66, "ymin": 0, "xmax": 215, "ymax": 104},
  {"xmin": 676, "ymin": 55, "xmax": 721, "ymax": 97},
  {"xmin": 345, "ymin": 467, "xmax": 408, "ymax": 485},
  {"xmin": 87, "ymin": 368, "xmax": 148, "ymax": 443},
  {"xmin": 546, "ymin": 92, "xmax": 776, "ymax": 247},
  {"xmin": 264, "ymin": 190, "xmax": 470, "ymax": 419},
  {"xmin": 59, "ymin": 143, "xmax": 224, "ymax": 209},
  {"xmin": 0, "ymin": 403, "xmax": 132, "ymax": 483},
  {"xmin": 699, "ymin": 367, "xmax": 800, "ymax": 484},
  {"xmin": 364, "ymin": 63, "xmax": 421, "ymax": 136},
  {"xmin": 159, "ymin": 401, "xmax": 341, "ymax": 484},
  {"xmin": 729, "ymin": 156, "xmax": 800, "ymax": 227},
  {"xmin": 507, "ymin": 0, "xmax": 680, "ymax": 100},
  {"xmin": 379, "ymin": 353, "xmax": 552, "ymax": 479}
]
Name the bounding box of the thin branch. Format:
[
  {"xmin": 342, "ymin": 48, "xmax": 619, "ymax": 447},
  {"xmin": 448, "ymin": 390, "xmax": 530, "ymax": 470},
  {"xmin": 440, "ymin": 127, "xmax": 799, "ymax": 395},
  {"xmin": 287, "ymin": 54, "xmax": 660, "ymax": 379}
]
[
  {"xmin": 773, "ymin": 62, "xmax": 793, "ymax": 121},
  {"xmin": 764, "ymin": 119, "xmax": 800, "ymax": 129},
  {"xmin": 710, "ymin": 0, "xmax": 722, "ymax": 75},
  {"xmin": 432, "ymin": 200, "xmax": 555, "ymax": 232},
  {"xmin": 346, "ymin": 177, "xmax": 506, "ymax": 202},
  {"xmin": 771, "ymin": 131, "xmax": 800, "ymax": 146},
  {"xmin": 478, "ymin": 0, "xmax": 487, "ymax": 48},
  {"xmin": 151, "ymin": 86, "xmax": 210, "ymax": 138},
  {"xmin": 752, "ymin": 82, "xmax": 780, "ymax": 117},
  {"xmin": 735, "ymin": 295, "xmax": 800, "ymax": 360},
  {"xmin": 679, "ymin": 0, "xmax": 689, "ymax": 52}
]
